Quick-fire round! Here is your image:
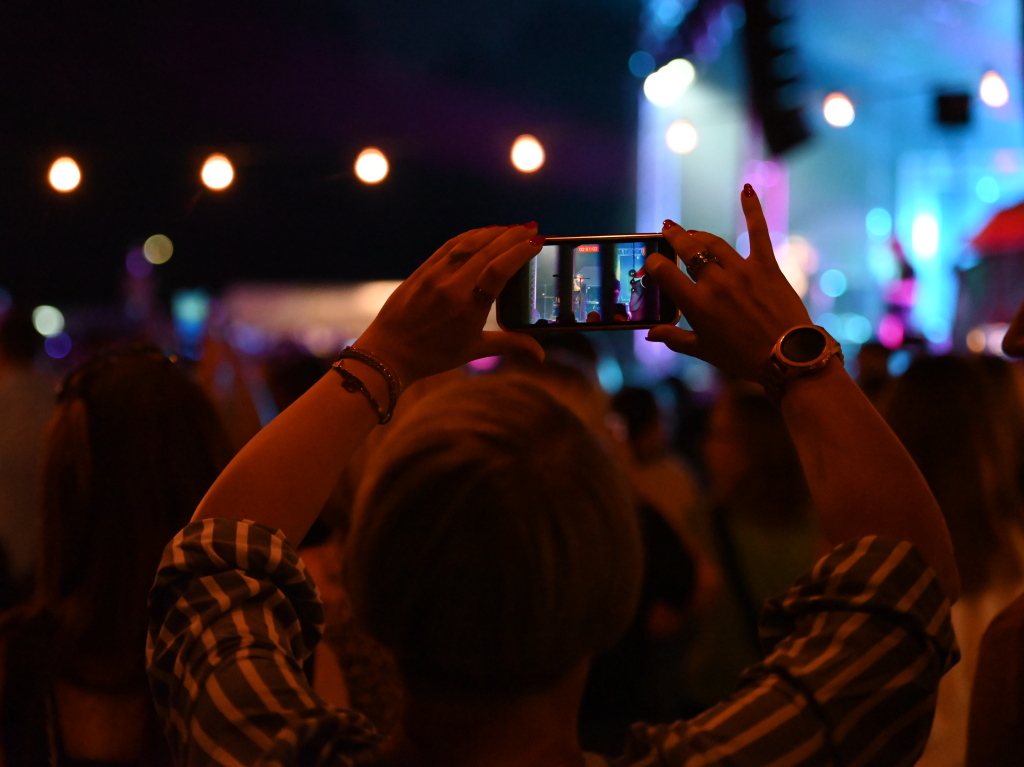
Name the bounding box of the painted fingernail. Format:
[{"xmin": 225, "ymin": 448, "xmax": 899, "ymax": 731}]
[
  {"xmin": 522, "ymin": 221, "xmax": 538, "ymax": 229},
  {"xmin": 743, "ymin": 183, "xmax": 755, "ymax": 198},
  {"xmin": 663, "ymin": 219, "xmax": 679, "ymax": 229},
  {"xmin": 529, "ymin": 235, "xmax": 546, "ymax": 246}
]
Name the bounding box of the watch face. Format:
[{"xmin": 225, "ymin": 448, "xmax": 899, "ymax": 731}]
[{"xmin": 780, "ymin": 326, "xmax": 827, "ymax": 363}]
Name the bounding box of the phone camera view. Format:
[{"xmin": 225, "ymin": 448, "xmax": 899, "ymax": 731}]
[{"xmin": 498, "ymin": 237, "xmax": 677, "ymax": 330}]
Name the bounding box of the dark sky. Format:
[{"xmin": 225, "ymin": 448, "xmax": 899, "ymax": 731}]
[{"xmin": 1, "ymin": 0, "xmax": 642, "ymax": 306}]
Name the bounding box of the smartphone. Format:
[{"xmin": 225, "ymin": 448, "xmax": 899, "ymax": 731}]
[{"xmin": 496, "ymin": 235, "xmax": 680, "ymax": 331}]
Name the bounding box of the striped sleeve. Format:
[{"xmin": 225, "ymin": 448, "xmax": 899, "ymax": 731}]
[
  {"xmin": 616, "ymin": 536, "xmax": 959, "ymax": 767},
  {"xmin": 146, "ymin": 518, "xmax": 380, "ymax": 767}
]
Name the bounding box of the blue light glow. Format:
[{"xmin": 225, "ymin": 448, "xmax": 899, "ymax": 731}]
[
  {"xmin": 597, "ymin": 356, "xmax": 624, "ymax": 393},
  {"xmin": 866, "ymin": 208, "xmax": 893, "ymax": 240},
  {"xmin": 887, "ymin": 349, "xmax": 912, "ymax": 376},
  {"xmin": 819, "ymin": 269, "xmax": 848, "ymax": 298},
  {"xmin": 816, "ymin": 313, "xmax": 843, "ymax": 338},
  {"xmin": 976, "ymin": 176, "xmax": 1000, "ymax": 203},
  {"xmin": 629, "ymin": 51, "xmax": 656, "ymax": 78},
  {"xmin": 0, "ymin": 287, "xmax": 10, "ymax": 315},
  {"xmin": 842, "ymin": 314, "xmax": 873, "ymax": 344}
]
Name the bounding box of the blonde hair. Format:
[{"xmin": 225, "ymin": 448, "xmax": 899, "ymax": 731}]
[{"xmin": 345, "ymin": 374, "xmax": 642, "ymax": 697}]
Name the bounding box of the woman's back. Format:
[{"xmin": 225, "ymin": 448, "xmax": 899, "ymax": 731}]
[{"xmin": 0, "ymin": 348, "xmax": 231, "ymax": 766}]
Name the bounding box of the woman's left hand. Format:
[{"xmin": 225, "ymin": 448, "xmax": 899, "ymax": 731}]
[{"xmin": 355, "ymin": 224, "xmax": 546, "ymax": 385}]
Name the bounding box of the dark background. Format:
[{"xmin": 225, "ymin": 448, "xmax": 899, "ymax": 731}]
[{"xmin": 1, "ymin": 0, "xmax": 642, "ymax": 306}]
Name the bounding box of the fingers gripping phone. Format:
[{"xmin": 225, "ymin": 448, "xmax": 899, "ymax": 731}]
[{"xmin": 496, "ymin": 235, "xmax": 680, "ymax": 331}]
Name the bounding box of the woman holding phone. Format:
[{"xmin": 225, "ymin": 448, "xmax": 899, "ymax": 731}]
[{"xmin": 148, "ymin": 191, "xmax": 959, "ymax": 766}]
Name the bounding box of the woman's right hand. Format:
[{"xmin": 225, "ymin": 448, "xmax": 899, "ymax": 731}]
[
  {"xmin": 645, "ymin": 185, "xmax": 812, "ymax": 381},
  {"xmin": 355, "ymin": 224, "xmax": 546, "ymax": 386}
]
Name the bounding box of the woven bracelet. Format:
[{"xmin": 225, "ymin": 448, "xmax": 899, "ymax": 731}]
[{"xmin": 331, "ymin": 346, "xmax": 404, "ymax": 424}]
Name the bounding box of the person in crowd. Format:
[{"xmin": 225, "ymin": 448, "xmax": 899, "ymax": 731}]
[
  {"xmin": 0, "ymin": 347, "xmax": 232, "ymax": 766},
  {"xmin": 854, "ymin": 340, "xmax": 892, "ymax": 405},
  {"xmin": 883, "ymin": 354, "xmax": 1024, "ymax": 767},
  {"xmin": 684, "ymin": 382, "xmax": 823, "ymax": 706},
  {"xmin": 960, "ymin": 310, "xmax": 1024, "ymax": 766},
  {"xmin": 0, "ymin": 309, "xmax": 54, "ymax": 604},
  {"xmin": 147, "ymin": 192, "xmax": 960, "ymax": 766}
]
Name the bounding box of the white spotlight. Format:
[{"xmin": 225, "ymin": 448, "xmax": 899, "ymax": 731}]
[
  {"xmin": 355, "ymin": 148, "xmax": 389, "ymax": 184},
  {"xmin": 201, "ymin": 154, "xmax": 234, "ymax": 190},
  {"xmin": 49, "ymin": 157, "xmax": 81, "ymax": 192},
  {"xmin": 511, "ymin": 135, "xmax": 545, "ymax": 172},
  {"xmin": 980, "ymin": 70, "xmax": 1010, "ymax": 107},
  {"xmin": 665, "ymin": 121, "xmax": 698, "ymax": 154},
  {"xmin": 32, "ymin": 305, "xmax": 64, "ymax": 337},
  {"xmin": 823, "ymin": 93, "xmax": 855, "ymax": 127},
  {"xmin": 643, "ymin": 58, "xmax": 696, "ymax": 107}
]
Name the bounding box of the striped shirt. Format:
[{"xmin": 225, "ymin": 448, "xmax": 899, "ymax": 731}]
[{"xmin": 147, "ymin": 519, "xmax": 958, "ymax": 767}]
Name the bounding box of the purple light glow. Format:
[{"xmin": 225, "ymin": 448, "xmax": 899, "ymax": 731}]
[
  {"xmin": 126, "ymin": 247, "xmax": 153, "ymax": 279},
  {"xmin": 44, "ymin": 332, "xmax": 72, "ymax": 359}
]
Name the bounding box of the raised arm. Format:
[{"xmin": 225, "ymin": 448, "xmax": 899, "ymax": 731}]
[
  {"xmin": 645, "ymin": 187, "xmax": 959, "ymax": 602},
  {"xmin": 190, "ymin": 225, "xmax": 545, "ymax": 545}
]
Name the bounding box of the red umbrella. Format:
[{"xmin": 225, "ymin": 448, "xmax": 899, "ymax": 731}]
[{"xmin": 972, "ymin": 201, "xmax": 1024, "ymax": 256}]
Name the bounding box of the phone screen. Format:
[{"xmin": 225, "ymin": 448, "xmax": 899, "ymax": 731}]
[{"xmin": 497, "ymin": 235, "xmax": 679, "ymax": 330}]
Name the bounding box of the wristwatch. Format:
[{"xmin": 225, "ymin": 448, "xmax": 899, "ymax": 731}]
[{"xmin": 761, "ymin": 325, "xmax": 844, "ymax": 403}]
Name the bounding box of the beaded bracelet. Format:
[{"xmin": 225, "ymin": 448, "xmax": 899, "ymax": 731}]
[{"xmin": 331, "ymin": 346, "xmax": 404, "ymax": 424}]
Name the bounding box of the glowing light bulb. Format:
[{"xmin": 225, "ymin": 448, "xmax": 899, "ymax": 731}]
[
  {"xmin": 511, "ymin": 135, "xmax": 545, "ymax": 172},
  {"xmin": 355, "ymin": 148, "xmax": 389, "ymax": 184},
  {"xmin": 823, "ymin": 93, "xmax": 855, "ymax": 127},
  {"xmin": 49, "ymin": 157, "xmax": 81, "ymax": 192},
  {"xmin": 665, "ymin": 121, "xmax": 699, "ymax": 154},
  {"xmin": 32, "ymin": 305, "xmax": 64, "ymax": 337},
  {"xmin": 643, "ymin": 59, "xmax": 696, "ymax": 107},
  {"xmin": 980, "ymin": 71, "xmax": 1009, "ymax": 107},
  {"xmin": 201, "ymin": 154, "xmax": 234, "ymax": 190},
  {"xmin": 143, "ymin": 234, "xmax": 174, "ymax": 265},
  {"xmin": 966, "ymin": 327, "xmax": 987, "ymax": 353}
]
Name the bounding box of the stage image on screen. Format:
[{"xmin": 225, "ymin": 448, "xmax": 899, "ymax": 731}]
[{"xmin": 499, "ymin": 238, "xmax": 671, "ymax": 329}]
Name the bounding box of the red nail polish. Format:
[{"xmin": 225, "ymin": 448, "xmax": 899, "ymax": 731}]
[
  {"xmin": 663, "ymin": 219, "xmax": 678, "ymax": 229},
  {"xmin": 522, "ymin": 221, "xmax": 538, "ymax": 229},
  {"xmin": 529, "ymin": 235, "xmax": 546, "ymax": 246},
  {"xmin": 743, "ymin": 183, "xmax": 755, "ymax": 198}
]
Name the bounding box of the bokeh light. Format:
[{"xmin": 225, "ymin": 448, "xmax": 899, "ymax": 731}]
[
  {"xmin": 511, "ymin": 135, "xmax": 545, "ymax": 172},
  {"xmin": 841, "ymin": 313, "xmax": 873, "ymax": 344},
  {"xmin": 143, "ymin": 234, "xmax": 174, "ymax": 265},
  {"xmin": 126, "ymin": 247, "xmax": 152, "ymax": 278},
  {"xmin": 976, "ymin": 176, "xmax": 1000, "ymax": 203},
  {"xmin": 665, "ymin": 120, "xmax": 699, "ymax": 154},
  {"xmin": 48, "ymin": 157, "xmax": 81, "ymax": 192},
  {"xmin": 643, "ymin": 58, "xmax": 695, "ymax": 107},
  {"xmin": 819, "ymin": 269, "xmax": 848, "ymax": 298},
  {"xmin": 201, "ymin": 154, "xmax": 234, "ymax": 190},
  {"xmin": 911, "ymin": 213, "xmax": 940, "ymax": 258},
  {"xmin": 878, "ymin": 314, "xmax": 905, "ymax": 349},
  {"xmin": 823, "ymin": 93, "xmax": 855, "ymax": 127},
  {"xmin": 32, "ymin": 305, "xmax": 64, "ymax": 337},
  {"xmin": 888, "ymin": 349, "xmax": 912, "ymax": 376},
  {"xmin": 866, "ymin": 208, "xmax": 893, "ymax": 239},
  {"xmin": 987, "ymin": 323, "xmax": 1009, "ymax": 355},
  {"xmin": 44, "ymin": 332, "xmax": 72, "ymax": 359},
  {"xmin": 980, "ymin": 70, "xmax": 1009, "ymax": 107},
  {"xmin": 966, "ymin": 327, "xmax": 987, "ymax": 353},
  {"xmin": 628, "ymin": 51, "xmax": 656, "ymax": 78},
  {"xmin": 355, "ymin": 147, "xmax": 390, "ymax": 183}
]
